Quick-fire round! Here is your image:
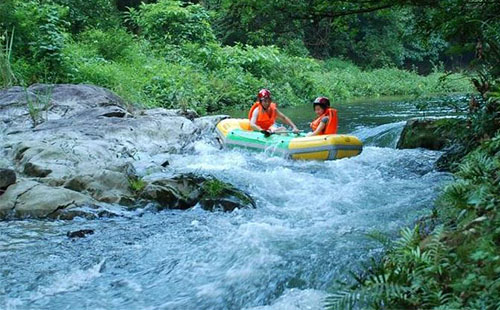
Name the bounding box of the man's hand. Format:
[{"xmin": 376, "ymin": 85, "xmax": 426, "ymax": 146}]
[{"xmin": 261, "ymin": 130, "xmax": 272, "ymax": 137}]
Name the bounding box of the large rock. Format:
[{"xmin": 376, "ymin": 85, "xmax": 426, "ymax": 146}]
[
  {"xmin": 0, "ymin": 84, "xmax": 126, "ymax": 130},
  {"xmin": 0, "ymin": 84, "xmax": 243, "ymax": 219},
  {"xmin": 141, "ymin": 174, "xmax": 255, "ymax": 212},
  {"xmin": 397, "ymin": 118, "xmax": 465, "ymax": 150}
]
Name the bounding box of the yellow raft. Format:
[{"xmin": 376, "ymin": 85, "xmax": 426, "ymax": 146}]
[{"xmin": 216, "ymin": 118, "xmax": 363, "ymax": 160}]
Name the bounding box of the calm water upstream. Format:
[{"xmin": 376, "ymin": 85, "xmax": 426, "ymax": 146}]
[{"xmin": 0, "ymin": 96, "xmax": 467, "ymax": 310}]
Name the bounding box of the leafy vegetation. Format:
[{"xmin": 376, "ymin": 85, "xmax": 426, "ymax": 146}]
[
  {"xmin": 327, "ymin": 132, "xmax": 500, "ymax": 310},
  {"xmin": 128, "ymin": 177, "xmax": 146, "ymax": 193}
]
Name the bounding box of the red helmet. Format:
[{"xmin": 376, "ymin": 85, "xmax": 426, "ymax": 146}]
[
  {"xmin": 258, "ymin": 89, "xmax": 271, "ymax": 100},
  {"xmin": 313, "ymin": 97, "xmax": 330, "ymax": 109}
]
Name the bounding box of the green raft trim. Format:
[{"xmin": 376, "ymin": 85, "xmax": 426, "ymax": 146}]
[{"xmin": 224, "ymin": 129, "xmax": 295, "ymax": 156}]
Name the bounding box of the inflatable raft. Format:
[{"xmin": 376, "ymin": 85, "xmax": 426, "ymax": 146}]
[{"xmin": 216, "ymin": 118, "xmax": 363, "ymax": 160}]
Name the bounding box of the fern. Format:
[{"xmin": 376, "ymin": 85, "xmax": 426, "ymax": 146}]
[
  {"xmin": 366, "ymin": 230, "xmax": 393, "ymax": 249},
  {"xmin": 325, "ymin": 290, "xmax": 358, "ymax": 310}
]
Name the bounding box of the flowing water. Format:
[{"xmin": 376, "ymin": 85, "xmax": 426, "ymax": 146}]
[{"xmin": 0, "ymin": 96, "xmax": 467, "ymax": 310}]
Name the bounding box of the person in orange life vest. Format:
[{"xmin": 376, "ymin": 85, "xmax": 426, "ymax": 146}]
[
  {"xmin": 306, "ymin": 97, "xmax": 338, "ymax": 136},
  {"xmin": 249, "ymin": 89, "xmax": 299, "ymax": 135}
]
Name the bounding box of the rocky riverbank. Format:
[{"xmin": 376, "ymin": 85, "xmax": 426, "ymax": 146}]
[{"xmin": 0, "ymin": 84, "xmax": 254, "ymax": 220}]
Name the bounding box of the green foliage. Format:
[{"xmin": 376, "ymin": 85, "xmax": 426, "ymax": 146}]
[
  {"xmin": 2, "ymin": 0, "xmax": 474, "ymax": 114},
  {"xmin": 325, "ymin": 9, "xmax": 447, "ymax": 68},
  {"xmin": 1, "ymin": 0, "xmax": 71, "ymax": 83},
  {"xmin": 211, "ymin": 1, "xmax": 447, "ymax": 68},
  {"xmin": 128, "ymin": 0, "xmax": 216, "ymax": 47},
  {"xmin": 30, "ymin": 4, "xmax": 69, "ymax": 77},
  {"xmin": 310, "ymin": 64, "xmax": 471, "ymax": 100},
  {"xmin": 51, "ymin": 0, "xmax": 119, "ymax": 33},
  {"xmin": 63, "ymin": 31, "xmax": 471, "ymax": 115},
  {"xmin": 328, "ymin": 132, "xmax": 500, "ymax": 310},
  {"xmin": 78, "ymin": 28, "xmax": 135, "ymax": 61}
]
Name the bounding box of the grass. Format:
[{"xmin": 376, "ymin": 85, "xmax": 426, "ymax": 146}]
[
  {"xmin": 25, "ymin": 85, "xmax": 52, "ymax": 127},
  {"xmin": 128, "ymin": 177, "xmax": 146, "ymax": 193},
  {"xmin": 202, "ymin": 178, "xmax": 230, "ymax": 199},
  {"xmin": 0, "ymin": 29, "xmax": 16, "ymax": 89}
]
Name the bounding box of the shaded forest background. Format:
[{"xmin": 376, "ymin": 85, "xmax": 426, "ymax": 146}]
[{"xmin": 0, "ymin": 0, "xmax": 484, "ymax": 113}]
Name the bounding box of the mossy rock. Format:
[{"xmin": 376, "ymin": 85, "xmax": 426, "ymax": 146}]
[
  {"xmin": 141, "ymin": 174, "xmax": 255, "ymax": 212},
  {"xmin": 200, "ymin": 178, "xmax": 255, "ymax": 211},
  {"xmin": 397, "ymin": 118, "xmax": 465, "ymax": 150}
]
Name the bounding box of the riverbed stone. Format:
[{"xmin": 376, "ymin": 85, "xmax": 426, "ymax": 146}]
[
  {"xmin": 67, "ymin": 229, "xmax": 95, "ymax": 238},
  {"xmin": 435, "ymin": 143, "xmax": 468, "ymax": 172}
]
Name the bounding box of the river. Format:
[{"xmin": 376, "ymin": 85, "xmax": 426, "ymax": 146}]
[{"xmin": 0, "ymin": 96, "xmax": 467, "ymax": 310}]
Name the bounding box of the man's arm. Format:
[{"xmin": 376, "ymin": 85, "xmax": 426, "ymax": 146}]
[
  {"xmin": 250, "ymin": 107, "xmax": 264, "ymax": 131},
  {"xmin": 276, "ymin": 109, "xmax": 299, "ymax": 132},
  {"xmin": 306, "ymin": 122, "xmax": 325, "ymax": 136}
]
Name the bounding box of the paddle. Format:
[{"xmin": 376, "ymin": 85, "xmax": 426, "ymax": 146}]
[{"xmin": 260, "ymin": 130, "xmax": 303, "ymax": 137}]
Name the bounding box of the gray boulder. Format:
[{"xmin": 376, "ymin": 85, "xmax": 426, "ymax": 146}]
[
  {"xmin": 0, "ymin": 180, "xmax": 98, "ymax": 219},
  {"xmin": 0, "ymin": 84, "xmax": 244, "ymax": 219}
]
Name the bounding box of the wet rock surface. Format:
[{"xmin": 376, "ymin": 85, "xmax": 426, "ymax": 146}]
[
  {"xmin": 0, "ymin": 84, "xmax": 247, "ymax": 219},
  {"xmin": 140, "ymin": 174, "xmax": 256, "ymax": 212}
]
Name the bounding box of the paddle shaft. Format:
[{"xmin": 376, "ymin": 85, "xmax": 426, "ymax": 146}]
[{"xmin": 272, "ymin": 130, "xmax": 304, "ymax": 134}]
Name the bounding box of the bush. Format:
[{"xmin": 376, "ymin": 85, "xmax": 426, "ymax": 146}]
[
  {"xmin": 128, "ymin": 0, "xmax": 216, "ymax": 47},
  {"xmin": 63, "ymin": 31, "xmax": 472, "ymax": 115},
  {"xmin": 78, "ymin": 28, "xmax": 135, "ymax": 61},
  {"xmin": 1, "ymin": 1, "xmax": 71, "ymax": 83},
  {"xmin": 52, "ymin": 0, "xmax": 120, "ymax": 34}
]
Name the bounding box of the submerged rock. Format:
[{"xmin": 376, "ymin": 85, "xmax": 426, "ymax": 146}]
[
  {"xmin": 67, "ymin": 229, "xmax": 95, "ymax": 238},
  {"xmin": 397, "ymin": 117, "xmax": 465, "ymax": 150},
  {"xmin": 199, "ymin": 178, "xmax": 255, "ymax": 211},
  {"xmin": 435, "ymin": 143, "xmax": 468, "ymax": 172}
]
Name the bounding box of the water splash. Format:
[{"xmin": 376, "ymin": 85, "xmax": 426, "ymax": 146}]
[{"xmin": 350, "ymin": 121, "xmax": 406, "ymax": 148}]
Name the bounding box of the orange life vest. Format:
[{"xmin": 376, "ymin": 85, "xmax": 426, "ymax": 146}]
[
  {"xmin": 310, "ymin": 108, "xmax": 338, "ymax": 135},
  {"xmin": 248, "ymin": 102, "xmax": 277, "ymax": 130}
]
